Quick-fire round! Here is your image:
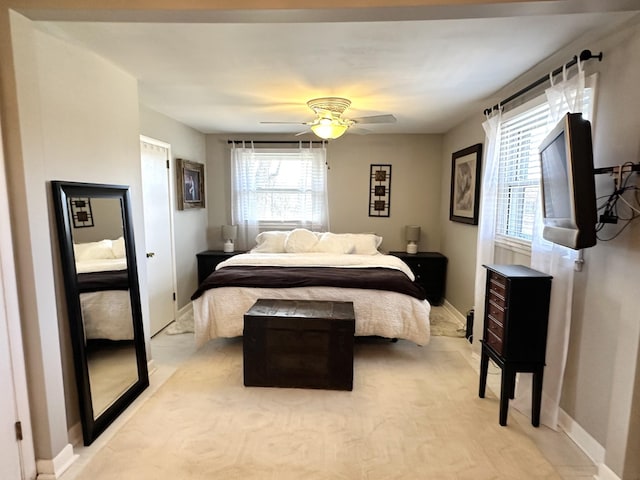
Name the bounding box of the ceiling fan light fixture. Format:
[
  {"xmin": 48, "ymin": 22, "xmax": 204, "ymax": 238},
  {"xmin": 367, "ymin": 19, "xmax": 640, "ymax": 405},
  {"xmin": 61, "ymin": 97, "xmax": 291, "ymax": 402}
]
[{"xmin": 311, "ymin": 122, "xmax": 348, "ymax": 139}]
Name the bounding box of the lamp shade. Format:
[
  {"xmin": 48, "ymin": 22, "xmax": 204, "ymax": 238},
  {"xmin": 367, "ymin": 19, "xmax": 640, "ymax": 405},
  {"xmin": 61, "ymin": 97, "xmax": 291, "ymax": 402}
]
[
  {"xmin": 405, "ymin": 225, "xmax": 421, "ymax": 242},
  {"xmin": 221, "ymin": 224, "xmax": 238, "ymax": 241},
  {"xmin": 311, "ymin": 121, "xmax": 348, "ymax": 139}
]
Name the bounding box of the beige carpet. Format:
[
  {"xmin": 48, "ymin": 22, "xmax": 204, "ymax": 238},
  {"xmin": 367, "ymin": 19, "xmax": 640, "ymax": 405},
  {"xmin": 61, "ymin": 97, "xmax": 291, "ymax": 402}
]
[
  {"xmin": 75, "ymin": 338, "xmax": 560, "ymax": 479},
  {"xmin": 428, "ymin": 306, "xmax": 467, "ymax": 338}
]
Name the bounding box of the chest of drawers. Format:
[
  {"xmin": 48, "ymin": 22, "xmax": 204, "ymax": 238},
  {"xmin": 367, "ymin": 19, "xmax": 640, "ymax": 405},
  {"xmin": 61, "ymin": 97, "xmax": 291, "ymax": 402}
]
[{"xmin": 478, "ymin": 264, "xmax": 552, "ymax": 426}]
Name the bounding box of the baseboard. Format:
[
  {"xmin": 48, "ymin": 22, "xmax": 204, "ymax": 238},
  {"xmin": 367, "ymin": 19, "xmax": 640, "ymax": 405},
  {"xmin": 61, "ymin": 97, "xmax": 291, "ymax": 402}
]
[
  {"xmin": 441, "ymin": 299, "xmax": 466, "ymax": 324},
  {"xmin": 148, "ymin": 358, "xmax": 157, "ymax": 376},
  {"xmin": 177, "ymin": 302, "xmax": 193, "ymax": 319},
  {"xmin": 557, "ymin": 408, "xmax": 622, "ymax": 480},
  {"xmin": 36, "ymin": 443, "xmax": 78, "ymax": 480},
  {"xmin": 558, "ymin": 408, "xmax": 605, "ymax": 465},
  {"xmin": 67, "ymin": 422, "xmax": 83, "ymax": 448},
  {"xmin": 595, "ymin": 463, "xmax": 621, "ymax": 480}
]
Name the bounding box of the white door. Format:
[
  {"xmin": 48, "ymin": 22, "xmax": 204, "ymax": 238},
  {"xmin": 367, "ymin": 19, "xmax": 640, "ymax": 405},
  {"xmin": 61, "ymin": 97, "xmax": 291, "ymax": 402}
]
[
  {"xmin": 140, "ymin": 137, "xmax": 177, "ymax": 336},
  {"xmin": 0, "ymin": 302, "xmax": 23, "ymax": 480},
  {"xmin": 0, "ymin": 113, "xmax": 33, "ymax": 480}
]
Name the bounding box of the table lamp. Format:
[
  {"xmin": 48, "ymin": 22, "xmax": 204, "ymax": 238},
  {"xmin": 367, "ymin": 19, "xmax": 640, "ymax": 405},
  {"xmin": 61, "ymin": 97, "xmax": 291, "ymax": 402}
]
[
  {"xmin": 405, "ymin": 225, "xmax": 421, "ymax": 254},
  {"xmin": 222, "ymin": 225, "xmax": 238, "ymax": 253}
]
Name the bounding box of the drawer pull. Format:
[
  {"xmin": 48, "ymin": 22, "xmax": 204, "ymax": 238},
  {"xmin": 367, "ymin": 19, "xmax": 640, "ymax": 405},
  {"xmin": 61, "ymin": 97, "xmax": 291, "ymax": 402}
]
[
  {"xmin": 486, "ymin": 330, "xmax": 503, "ymax": 354},
  {"xmin": 489, "ymin": 288, "xmax": 505, "ymax": 301},
  {"xmin": 487, "ymin": 316, "xmax": 504, "ymax": 338},
  {"xmin": 487, "ymin": 314, "xmax": 503, "ymax": 329},
  {"xmin": 489, "ymin": 275, "xmax": 507, "ymax": 298},
  {"xmin": 488, "ymin": 299, "xmax": 504, "ymax": 311}
]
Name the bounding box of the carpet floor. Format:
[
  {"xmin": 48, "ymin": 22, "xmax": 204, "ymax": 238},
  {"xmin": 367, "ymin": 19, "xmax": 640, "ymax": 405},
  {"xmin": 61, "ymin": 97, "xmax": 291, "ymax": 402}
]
[
  {"xmin": 74, "ymin": 336, "xmax": 561, "ymax": 479},
  {"xmin": 428, "ymin": 306, "xmax": 466, "ymax": 338}
]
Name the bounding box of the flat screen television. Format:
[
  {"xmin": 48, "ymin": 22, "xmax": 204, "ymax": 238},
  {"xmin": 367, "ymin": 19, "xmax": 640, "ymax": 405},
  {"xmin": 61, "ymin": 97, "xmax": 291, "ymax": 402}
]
[{"xmin": 538, "ymin": 112, "xmax": 597, "ymax": 250}]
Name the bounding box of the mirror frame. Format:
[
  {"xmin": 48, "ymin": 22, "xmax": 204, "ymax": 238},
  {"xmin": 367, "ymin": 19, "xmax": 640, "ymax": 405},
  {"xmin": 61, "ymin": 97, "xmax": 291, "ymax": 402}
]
[{"xmin": 51, "ymin": 180, "xmax": 149, "ymax": 445}]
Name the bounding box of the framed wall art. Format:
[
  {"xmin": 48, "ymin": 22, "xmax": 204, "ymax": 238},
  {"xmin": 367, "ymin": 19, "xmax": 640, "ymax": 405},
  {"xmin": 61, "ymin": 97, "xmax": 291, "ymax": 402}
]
[
  {"xmin": 68, "ymin": 197, "xmax": 94, "ymax": 228},
  {"xmin": 449, "ymin": 143, "xmax": 482, "ymax": 225},
  {"xmin": 177, "ymin": 158, "xmax": 205, "ymax": 210},
  {"xmin": 369, "ymin": 164, "xmax": 391, "ymax": 217}
]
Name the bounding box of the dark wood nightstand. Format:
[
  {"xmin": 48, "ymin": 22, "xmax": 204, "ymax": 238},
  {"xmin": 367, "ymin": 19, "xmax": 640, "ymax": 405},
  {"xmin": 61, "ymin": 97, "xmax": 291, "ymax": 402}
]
[
  {"xmin": 389, "ymin": 251, "xmax": 447, "ymax": 305},
  {"xmin": 196, "ymin": 250, "xmax": 245, "ymax": 284}
]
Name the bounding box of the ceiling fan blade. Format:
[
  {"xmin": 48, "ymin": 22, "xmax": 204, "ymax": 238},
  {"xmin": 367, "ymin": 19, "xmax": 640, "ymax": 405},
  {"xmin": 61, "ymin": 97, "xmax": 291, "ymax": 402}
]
[
  {"xmin": 295, "ymin": 130, "xmax": 312, "ymax": 136},
  {"xmin": 349, "ymin": 127, "xmax": 372, "ymax": 135},
  {"xmin": 260, "ymin": 121, "xmax": 309, "ymax": 125},
  {"xmin": 350, "ymin": 114, "xmax": 397, "ymax": 124}
]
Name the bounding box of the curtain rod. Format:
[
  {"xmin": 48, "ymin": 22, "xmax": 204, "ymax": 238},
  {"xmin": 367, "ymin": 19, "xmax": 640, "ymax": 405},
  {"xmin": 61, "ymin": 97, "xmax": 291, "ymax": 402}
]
[
  {"xmin": 227, "ymin": 140, "xmax": 326, "ymax": 145},
  {"xmin": 483, "ymin": 49, "xmax": 603, "ymax": 116}
]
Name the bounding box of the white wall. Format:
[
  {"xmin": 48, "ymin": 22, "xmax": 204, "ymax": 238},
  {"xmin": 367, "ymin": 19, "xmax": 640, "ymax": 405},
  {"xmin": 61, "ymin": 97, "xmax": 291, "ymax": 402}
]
[
  {"xmin": 564, "ymin": 19, "xmax": 640, "ymax": 478},
  {"xmin": 440, "ymin": 17, "xmax": 640, "ymax": 479},
  {"xmin": 9, "ymin": 12, "xmax": 148, "ymax": 465},
  {"xmin": 440, "ymin": 115, "xmax": 484, "ymax": 317},
  {"xmin": 139, "ymin": 105, "xmax": 207, "ymax": 309},
  {"xmin": 205, "ymin": 134, "xmax": 443, "ymax": 253}
]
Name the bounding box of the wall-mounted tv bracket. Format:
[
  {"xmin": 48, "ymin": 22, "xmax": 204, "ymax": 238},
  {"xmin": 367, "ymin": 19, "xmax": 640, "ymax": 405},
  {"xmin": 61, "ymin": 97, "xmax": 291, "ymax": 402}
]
[
  {"xmin": 594, "ymin": 162, "xmax": 640, "ymax": 191},
  {"xmin": 593, "ymin": 162, "xmax": 640, "ymax": 231},
  {"xmin": 594, "ymin": 163, "xmax": 640, "ymax": 176}
]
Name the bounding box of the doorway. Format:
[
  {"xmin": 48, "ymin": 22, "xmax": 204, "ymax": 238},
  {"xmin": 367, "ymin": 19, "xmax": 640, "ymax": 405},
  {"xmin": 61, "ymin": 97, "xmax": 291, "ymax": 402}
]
[{"xmin": 140, "ymin": 136, "xmax": 177, "ymax": 336}]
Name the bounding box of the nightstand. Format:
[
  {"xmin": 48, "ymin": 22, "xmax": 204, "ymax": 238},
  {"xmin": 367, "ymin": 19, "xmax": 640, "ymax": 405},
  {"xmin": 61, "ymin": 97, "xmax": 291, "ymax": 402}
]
[
  {"xmin": 196, "ymin": 250, "xmax": 245, "ymax": 284},
  {"xmin": 389, "ymin": 251, "xmax": 447, "ymax": 305}
]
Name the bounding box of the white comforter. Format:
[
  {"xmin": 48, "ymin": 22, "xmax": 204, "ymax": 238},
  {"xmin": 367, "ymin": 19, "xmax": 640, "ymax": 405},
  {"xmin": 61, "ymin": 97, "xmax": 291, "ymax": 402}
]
[
  {"xmin": 76, "ymin": 257, "xmax": 127, "ymax": 274},
  {"xmin": 77, "ymin": 257, "xmax": 132, "ymax": 341},
  {"xmin": 193, "ymin": 253, "xmax": 430, "ymax": 347}
]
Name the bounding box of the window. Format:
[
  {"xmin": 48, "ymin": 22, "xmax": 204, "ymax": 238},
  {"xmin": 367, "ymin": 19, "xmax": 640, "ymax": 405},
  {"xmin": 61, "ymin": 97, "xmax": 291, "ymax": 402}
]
[
  {"xmin": 495, "ymin": 102, "xmax": 550, "ymax": 245},
  {"xmin": 494, "ymin": 81, "xmax": 594, "ymax": 250},
  {"xmin": 231, "ymin": 145, "xmax": 328, "ymax": 231}
]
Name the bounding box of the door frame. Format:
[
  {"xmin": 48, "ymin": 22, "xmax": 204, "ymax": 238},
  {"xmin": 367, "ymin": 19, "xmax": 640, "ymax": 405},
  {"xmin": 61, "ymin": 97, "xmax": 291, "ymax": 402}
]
[
  {"xmin": 0, "ymin": 109, "xmax": 36, "ymax": 479},
  {"xmin": 140, "ymin": 135, "xmax": 178, "ymax": 335}
]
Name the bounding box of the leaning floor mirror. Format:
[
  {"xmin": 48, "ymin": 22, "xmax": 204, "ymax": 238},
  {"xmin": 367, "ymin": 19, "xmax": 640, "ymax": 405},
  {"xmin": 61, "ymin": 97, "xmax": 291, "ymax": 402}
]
[{"xmin": 52, "ymin": 181, "xmax": 149, "ymax": 445}]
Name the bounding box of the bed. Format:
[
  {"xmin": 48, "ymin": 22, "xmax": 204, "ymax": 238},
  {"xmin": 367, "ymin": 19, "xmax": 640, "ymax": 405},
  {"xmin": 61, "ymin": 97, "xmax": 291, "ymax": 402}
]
[
  {"xmin": 75, "ymin": 238, "xmax": 134, "ymax": 341},
  {"xmin": 191, "ymin": 229, "xmax": 431, "ymax": 347}
]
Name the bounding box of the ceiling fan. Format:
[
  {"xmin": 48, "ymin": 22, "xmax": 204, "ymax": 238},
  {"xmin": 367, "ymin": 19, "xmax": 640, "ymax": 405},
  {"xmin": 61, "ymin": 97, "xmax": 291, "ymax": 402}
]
[{"xmin": 260, "ymin": 97, "xmax": 396, "ymax": 140}]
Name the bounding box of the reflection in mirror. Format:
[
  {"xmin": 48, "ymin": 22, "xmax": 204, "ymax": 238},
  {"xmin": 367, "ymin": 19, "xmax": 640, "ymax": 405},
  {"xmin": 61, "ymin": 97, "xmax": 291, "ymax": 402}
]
[
  {"xmin": 52, "ymin": 181, "xmax": 148, "ymax": 445},
  {"xmin": 73, "ymin": 197, "xmax": 137, "ymax": 418}
]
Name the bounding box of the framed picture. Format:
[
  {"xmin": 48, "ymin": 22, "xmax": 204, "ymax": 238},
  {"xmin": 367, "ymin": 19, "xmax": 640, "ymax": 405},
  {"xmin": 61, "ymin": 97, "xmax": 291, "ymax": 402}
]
[
  {"xmin": 68, "ymin": 197, "xmax": 94, "ymax": 228},
  {"xmin": 177, "ymin": 158, "xmax": 205, "ymax": 210},
  {"xmin": 369, "ymin": 164, "xmax": 391, "ymax": 217},
  {"xmin": 449, "ymin": 144, "xmax": 482, "ymax": 225}
]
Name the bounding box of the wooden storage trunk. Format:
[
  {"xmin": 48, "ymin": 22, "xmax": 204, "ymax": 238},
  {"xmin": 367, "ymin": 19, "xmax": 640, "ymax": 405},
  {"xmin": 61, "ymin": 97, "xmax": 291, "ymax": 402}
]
[{"xmin": 243, "ymin": 299, "xmax": 355, "ymax": 391}]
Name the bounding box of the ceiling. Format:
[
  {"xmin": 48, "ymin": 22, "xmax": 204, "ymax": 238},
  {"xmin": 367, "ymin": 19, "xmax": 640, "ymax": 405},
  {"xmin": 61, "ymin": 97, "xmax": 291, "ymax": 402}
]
[{"xmin": 34, "ymin": 7, "xmax": 639, "ymax": 136}]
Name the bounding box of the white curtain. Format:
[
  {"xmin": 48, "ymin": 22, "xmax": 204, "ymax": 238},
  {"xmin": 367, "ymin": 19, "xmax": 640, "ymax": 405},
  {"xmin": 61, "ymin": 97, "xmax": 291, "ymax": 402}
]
[
  {"xmin": 473, "ymin": 111, "xmax": 503, "ymax": 336},
  {"xmin": 230, "ymin": 142, "xmax": 328, "ymax": 249},
  {"xmin": 512, "ymin": 58, "xmax": 585, "ymax": 430},
  {"xmin": 231, "ymin": 142, "xmax": 260, "ymax": 249}
]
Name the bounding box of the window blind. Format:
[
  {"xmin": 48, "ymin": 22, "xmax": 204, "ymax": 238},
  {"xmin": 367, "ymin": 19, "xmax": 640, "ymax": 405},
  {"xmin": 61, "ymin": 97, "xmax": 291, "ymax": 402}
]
[
  {"xmin": 495, "ymin": 103, "xmax": 550, "ymax": 242},
  {"xmin": 495, "ymin": 86, "xmax": 593, "ymax": 244}
]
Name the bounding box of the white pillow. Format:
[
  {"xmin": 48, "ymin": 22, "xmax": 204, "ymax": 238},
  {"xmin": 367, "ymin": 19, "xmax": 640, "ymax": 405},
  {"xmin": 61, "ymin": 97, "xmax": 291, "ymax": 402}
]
[
  {"xmin": 251, "ymin": 231, "xmax": 289, "ymax": 253},
  {"xmin": 284, "ymin": 228, "xmax": 319, "ymax": 253},
  {"xmin": 314, "ymin": 232, "xmax": 355, "ymax": 254},
  {"xmin": 112, "ymin": 236, "xmax": 126, "ymax": 258},
  {"xmin": 345, "ymin": 233, "xmax": 383, "ymax": 255},
  {"xmin": 74, "ymin": 239, "xmax": 116, "ymax": 261}
]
